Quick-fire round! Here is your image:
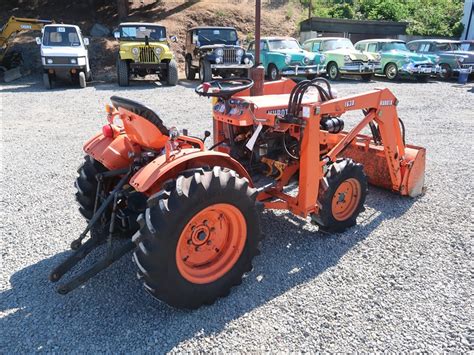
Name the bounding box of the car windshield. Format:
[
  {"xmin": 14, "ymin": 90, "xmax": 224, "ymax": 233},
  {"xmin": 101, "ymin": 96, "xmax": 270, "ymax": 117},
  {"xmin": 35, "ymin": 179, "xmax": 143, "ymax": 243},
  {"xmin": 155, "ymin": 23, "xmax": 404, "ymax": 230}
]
[
  {"xmin": 268, "ymin": 39, "xmax": 301, "ymax": 50},
  {"xmin": 196, "ymin": 29, "xmax": 237, "ymax": 44},
  {"xmin": 42, "ymin": 26, "xmax": 81, "ymax": 47},
  {"xmin": 323, "ymin": 39, "xmax": 354, "ymax": 50},
  {"xmin": 461, "ymin": 43, "xmax": 474, "ymax": 51},
  {"xmin": 120, "ymin": 25, "xmax": 166, "ymax": 41},
  {"xmin": 381, "ymin": 42, "xmax": 408, "ymax": 51}
]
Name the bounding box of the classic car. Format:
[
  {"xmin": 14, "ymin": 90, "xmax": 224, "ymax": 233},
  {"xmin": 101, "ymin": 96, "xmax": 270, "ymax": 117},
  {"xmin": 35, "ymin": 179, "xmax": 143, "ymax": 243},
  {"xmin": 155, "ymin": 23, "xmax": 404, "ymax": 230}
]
[
  {"xmin": 407, "ymin": 39, "xmax": 474, "ymax": 79},
  {"xmin": 184, "ymin": 26, "xmax": 253, "ymax": 82},
  {"xmin": 247, "ymin": 37, "xmax": 326, "ymax": 80},
  {"xmin": 354, "ymin": 39, "xmax": 439, "ymax": 81},
  {"xmin": 460, "ymin": 40, "xmax": 474, "ymax": 52},
  {"xmin": 303, "ymin": 37, "xmax": 381, "ymax": 81}
]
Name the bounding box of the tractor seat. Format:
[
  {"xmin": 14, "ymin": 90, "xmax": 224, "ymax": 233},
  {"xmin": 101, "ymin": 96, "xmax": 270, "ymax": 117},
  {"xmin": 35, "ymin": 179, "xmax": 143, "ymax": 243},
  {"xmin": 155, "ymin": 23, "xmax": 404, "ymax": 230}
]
[{"xmin": 110, "ymin": 96, "xmax": 169, "ymax": 136}]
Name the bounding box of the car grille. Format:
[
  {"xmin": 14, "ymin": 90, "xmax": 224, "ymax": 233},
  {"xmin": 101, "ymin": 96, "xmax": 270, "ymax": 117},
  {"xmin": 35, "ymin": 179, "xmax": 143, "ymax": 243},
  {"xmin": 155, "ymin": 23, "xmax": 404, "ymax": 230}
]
[
  {"xmin": 223, "ymin": 48, "xmax": 238, "ymax": 64},
  {"xmin": 139, "ymin": 46, "xmax": 158, "ymax": 63},
  {"xmin": 414, "ymin": 63, "xmax": 434, "ymax": 69}
]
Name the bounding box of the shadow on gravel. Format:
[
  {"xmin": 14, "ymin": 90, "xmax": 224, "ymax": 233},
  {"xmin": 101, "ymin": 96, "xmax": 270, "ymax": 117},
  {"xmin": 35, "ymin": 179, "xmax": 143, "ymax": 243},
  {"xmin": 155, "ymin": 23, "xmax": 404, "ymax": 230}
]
[{"xmin": 1, "ymin": 187, "xmax": 415, "ymax": 352}]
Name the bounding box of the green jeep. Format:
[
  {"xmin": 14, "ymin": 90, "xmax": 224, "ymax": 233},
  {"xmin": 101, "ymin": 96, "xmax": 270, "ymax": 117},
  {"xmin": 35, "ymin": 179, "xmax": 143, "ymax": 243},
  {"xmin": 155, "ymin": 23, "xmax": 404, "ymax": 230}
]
[{"xmin": 114, "ymin": 22, "xmax": 178, "ymax": 86}]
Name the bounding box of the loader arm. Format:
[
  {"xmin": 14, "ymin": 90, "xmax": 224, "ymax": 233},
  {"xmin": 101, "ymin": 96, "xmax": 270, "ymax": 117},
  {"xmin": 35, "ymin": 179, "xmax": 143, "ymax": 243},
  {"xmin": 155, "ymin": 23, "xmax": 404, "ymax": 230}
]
[{"xmin": 0, "ymin": 16, "xmax": 52, "ymax": 60}]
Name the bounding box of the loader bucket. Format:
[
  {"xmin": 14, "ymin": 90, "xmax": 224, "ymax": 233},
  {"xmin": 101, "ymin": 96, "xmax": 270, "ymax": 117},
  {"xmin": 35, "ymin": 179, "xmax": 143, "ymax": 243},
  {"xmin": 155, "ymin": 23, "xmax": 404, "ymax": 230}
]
[{"xmin": 340, "ymin": 137, "xmax": 426, "ymax": 197}]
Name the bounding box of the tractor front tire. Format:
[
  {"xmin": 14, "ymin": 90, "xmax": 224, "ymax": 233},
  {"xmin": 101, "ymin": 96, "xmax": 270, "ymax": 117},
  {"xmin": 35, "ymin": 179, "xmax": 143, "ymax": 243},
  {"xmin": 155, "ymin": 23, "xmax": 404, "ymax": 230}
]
[
  {"xmin": 312, "ymin": 158, "xmax": 367, "ymax": 233},
  {"xmin": 117, "ymin": 57, "xmax": 129, "ymax": 86},
  {"xmin": 133, "ymin": 167, "xmax": 262, "ymax": 309},
  {"xmin": 166, "ymin": 59, "xmax": 178, "ymax": 86}
]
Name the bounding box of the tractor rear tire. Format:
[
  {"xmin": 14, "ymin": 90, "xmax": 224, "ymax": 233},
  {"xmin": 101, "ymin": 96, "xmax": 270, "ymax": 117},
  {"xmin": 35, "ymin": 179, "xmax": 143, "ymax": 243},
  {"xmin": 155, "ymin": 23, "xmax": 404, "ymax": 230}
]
[
  {"xmin": 79, "ymin": 72, "xmax": 87, "ymax": 88},
  {"xmin": 43, "ymin": 73, "xmax": 52, "ymax": 89},
  {"xmin": 166, "ymin": 59, "xmax": 178, "ymax": 86},
  {"xmin": 117, "ymin": 57, "xmax": 129, "ymax": 86},
  {"xmin": 312, "ymin": 158, "xmax": 367, "ymax": 233},
  {"xmin": 133, "ymin": 167, "xmax": 262, "ymax": 309}
]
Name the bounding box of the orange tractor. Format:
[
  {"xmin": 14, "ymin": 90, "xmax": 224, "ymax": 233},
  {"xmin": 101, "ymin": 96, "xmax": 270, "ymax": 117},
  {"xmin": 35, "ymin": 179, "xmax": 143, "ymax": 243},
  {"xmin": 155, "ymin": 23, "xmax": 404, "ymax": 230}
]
[{"xmin": 50, "ymin": 78, "xmax": 425, "ymax": 309}]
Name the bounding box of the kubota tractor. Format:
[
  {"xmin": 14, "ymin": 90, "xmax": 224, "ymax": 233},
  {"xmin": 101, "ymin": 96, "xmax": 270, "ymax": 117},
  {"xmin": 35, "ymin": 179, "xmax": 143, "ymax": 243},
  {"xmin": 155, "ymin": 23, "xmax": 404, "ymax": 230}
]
[{"xmin": 50, "ymin": 78, "xmax": 425, "ymax": 309}]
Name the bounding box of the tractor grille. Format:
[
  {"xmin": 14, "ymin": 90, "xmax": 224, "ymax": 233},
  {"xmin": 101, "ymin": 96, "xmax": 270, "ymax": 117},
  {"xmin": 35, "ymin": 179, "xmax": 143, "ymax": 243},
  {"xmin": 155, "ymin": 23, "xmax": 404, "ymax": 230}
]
[
  {"xmin": 223, "ymin": 48, "xmax": 238, "ymax": 64},
  {"xmin": 139, "ymin": 46, "xmax": 158, "ymax": 63}
]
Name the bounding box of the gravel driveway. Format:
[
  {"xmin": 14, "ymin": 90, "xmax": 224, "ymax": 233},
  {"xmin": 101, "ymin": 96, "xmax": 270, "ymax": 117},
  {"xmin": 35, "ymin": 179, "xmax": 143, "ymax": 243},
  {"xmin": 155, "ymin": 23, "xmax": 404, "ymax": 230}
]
[{"xmin": 1, "ymin": 76, "xmax": 473, "ymax": 352}]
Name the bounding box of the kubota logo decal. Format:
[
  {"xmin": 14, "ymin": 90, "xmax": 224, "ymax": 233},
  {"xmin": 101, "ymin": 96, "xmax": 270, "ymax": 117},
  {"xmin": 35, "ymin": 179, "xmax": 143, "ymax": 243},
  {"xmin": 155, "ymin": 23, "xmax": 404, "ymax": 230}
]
[{"xmin": 267, "ymin": 108, "xmax": 288, "ymax": 115}]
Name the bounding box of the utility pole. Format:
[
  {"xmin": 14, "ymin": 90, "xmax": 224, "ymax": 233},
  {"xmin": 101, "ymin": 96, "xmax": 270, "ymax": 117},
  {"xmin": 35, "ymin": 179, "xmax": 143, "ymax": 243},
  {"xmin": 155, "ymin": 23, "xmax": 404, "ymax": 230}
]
[{"xmin": 250, "ymin": 0, "xmax": 264, "ymax": 96}]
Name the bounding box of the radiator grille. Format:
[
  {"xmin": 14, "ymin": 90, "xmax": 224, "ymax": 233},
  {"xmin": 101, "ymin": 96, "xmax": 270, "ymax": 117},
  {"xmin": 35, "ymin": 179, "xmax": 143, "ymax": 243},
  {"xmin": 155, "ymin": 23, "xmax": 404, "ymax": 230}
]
[
  {"xmin": 139, "ymin": 46, "xmax": 158, "ymax": 63},
  {"xmin": 223, "ymin": 48, "xmax": 238, "ymax": 64}
]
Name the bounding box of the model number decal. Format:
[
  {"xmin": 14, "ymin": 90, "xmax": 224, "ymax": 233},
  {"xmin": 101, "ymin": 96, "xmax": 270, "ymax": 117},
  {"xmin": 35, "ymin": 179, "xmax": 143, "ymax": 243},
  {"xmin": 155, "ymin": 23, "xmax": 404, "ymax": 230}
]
[
  {"xmin": 267, "ymin": 108, "xmax": 288, "ymax": 115},
  {"xmin": 20, "ymin": 25, "xmax": 32, "ymax": 29},
  {"xmin": 380, "ymin": 100, "xmax": 393, "ymax": 106},
  {"xmin": 344, "ymin": 100, "xmax": 355, "ymax": 108}
]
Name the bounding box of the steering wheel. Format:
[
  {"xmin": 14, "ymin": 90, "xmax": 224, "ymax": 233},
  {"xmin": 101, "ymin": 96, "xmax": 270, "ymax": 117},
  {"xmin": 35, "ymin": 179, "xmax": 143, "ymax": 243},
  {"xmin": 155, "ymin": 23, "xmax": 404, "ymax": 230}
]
[{"xmin": 195, "ymin": 78, "xmax": 254, "ymax": 99}]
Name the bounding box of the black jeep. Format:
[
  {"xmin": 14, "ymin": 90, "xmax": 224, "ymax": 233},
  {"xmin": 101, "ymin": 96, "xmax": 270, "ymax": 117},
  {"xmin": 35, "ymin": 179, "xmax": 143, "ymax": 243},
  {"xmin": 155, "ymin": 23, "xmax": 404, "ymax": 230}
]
[{"xmin": 184, "ymin": 26, "xmax": 254, "ymax": 82}]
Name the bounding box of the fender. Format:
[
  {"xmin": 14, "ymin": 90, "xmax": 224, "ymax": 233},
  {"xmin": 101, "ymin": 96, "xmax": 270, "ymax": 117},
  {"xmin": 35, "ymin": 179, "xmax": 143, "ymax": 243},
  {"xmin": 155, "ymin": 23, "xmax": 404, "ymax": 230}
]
[
  {"xmin": 129, "ymin": 148, "xmax": 253, "ymax": 195},
  {"xmin": 83, "ymin": 132, "xmax": 139, "ymax": 171}
]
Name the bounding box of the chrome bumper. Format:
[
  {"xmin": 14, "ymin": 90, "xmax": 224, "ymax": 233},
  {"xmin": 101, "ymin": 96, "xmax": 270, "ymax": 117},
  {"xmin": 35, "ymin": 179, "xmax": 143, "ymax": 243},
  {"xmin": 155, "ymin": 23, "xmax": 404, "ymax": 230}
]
[
  {"xmin": 453, "ymin": 64, "xmax": 474, "ymax": 74},
  {"xmin": 400, "ymin": 63, "xmax": 436, "ymax": 75},
  {"xmin": 281, "ymin": 64, "xmax": 326, "ymax": 76},
  {"xmin": 340, "ymin": 63, "xmax": 381, "ymax": 73},
  {"xmin": 211, "ymin": 63, "xmax": 253, "ymax": 69}
]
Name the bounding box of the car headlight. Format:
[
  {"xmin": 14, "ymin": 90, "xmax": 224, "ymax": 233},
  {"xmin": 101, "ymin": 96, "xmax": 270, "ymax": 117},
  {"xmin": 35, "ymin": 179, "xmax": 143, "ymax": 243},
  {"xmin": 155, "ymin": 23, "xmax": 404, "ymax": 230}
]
[
  {"xmin": 303, "ymin": 56, "xmax": 311, "ymax": 65},
  {"xmin": 216, "ymin": 57, "xmax": 222, "ymax": 64},
  {"xmin": 47, "ymin": 58, "xmax": 53, "ymax": 64},
  {"xmin": 285, "ymin": 54, "xmax": 291, "ymax": 65},
  {"xmin": 244, "ymin": 57, "xmax": 250, "ymax": 64},
  {"xmin": 70, "ymin": 58, "xmax": 77, "ymax": 64},
  {"xmin": 132, "ymin": 47, "xmax": 139, "ymax": 56},
  {"xmin": 344, "ymin": 55, "xmax": 351, "ymax": 62},
  {"xmin": 215, "ymin": 48, "xmax": 224, "ymax": 56},
  {"xmin": 320, "ymin": 54, "xmax": 326, "ymax": 63},
  {"xmin": 155, "ymin": 47, "xmax": 162, "ymax": 56},
  {"xmin": 236, "ymin": 48, "xmax": 244, "ymax": 57}
]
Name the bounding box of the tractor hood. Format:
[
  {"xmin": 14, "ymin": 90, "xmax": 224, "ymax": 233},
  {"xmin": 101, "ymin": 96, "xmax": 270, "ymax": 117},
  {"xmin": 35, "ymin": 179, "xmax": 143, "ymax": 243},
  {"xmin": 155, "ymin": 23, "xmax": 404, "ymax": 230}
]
[
  {"xmin": 325, "ymin": 48, "xmax": 376, "ymax": 61},
  {"xmin": 41, "ymin": 46, "xmax": 87, "ymax": 57}
]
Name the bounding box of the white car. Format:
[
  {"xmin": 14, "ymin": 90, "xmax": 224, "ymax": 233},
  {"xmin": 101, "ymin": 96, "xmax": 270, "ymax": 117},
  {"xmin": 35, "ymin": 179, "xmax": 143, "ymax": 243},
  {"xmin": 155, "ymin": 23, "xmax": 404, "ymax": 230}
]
[{"xmin": 36, "ymin": 24, "xmax": 91, "ymax": 89}]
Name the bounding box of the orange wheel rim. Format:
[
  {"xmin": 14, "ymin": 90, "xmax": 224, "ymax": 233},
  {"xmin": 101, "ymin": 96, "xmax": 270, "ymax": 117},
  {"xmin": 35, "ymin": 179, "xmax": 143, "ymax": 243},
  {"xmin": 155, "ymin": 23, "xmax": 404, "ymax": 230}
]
[
  {"xmin": 176, "ymin": 203, "xmax": 247, "ymax": 284},
  {"xmin": 331, "ymin": 178, "xmax": 361, "ymax": 222}
]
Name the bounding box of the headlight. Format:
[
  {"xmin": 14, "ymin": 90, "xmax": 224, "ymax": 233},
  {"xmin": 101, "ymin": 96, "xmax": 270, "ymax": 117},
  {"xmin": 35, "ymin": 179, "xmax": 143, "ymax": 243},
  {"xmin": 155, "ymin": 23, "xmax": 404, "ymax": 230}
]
[
  {"xmin": 155, "ymin": 47, "xmax": 162, "ymax": 56},
  {"xmin": 47, "ymin": 58, "xmax": 53, "ymax": 64},
  {"xmin": 320, "ymin": 54, "xmax": 326, "ymax": 63},
  {"xmin": 215, "ymin": 48, "xmax": 224, "ymax": 56},
  {"xmin": 70, "ymin": 58, "xmax": 77, "ymax": 64},
  {"xmin": 236, "ymin": 48, "xmax": 244, "ymax": 57},
  {"xmin": 344, "ymin": 55, "xmax": 351, "ymax": 62},
  {"xmin": 215, "ymin": 57, "xmax": 222, "ymax": 64},
  {"xmin": 244, "ymin": 57, "xmax": 250, "ymax": 64},
  {"xmin": 303, "ymin": 56, "xmax": 310, "ymax": 65},
  {"xmin": 285, "ymin": 54, "xmax": 291, "ymax": 65},
  {"xmin": 132, "ymin": 47, "xmax": 139, "ymax": 55}
]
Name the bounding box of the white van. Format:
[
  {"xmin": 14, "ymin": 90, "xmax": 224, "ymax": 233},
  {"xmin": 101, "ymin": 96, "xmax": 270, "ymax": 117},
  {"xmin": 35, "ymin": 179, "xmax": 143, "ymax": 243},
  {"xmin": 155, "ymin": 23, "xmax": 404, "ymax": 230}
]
[{"xmin": 36, "ymin": 24, "xmax": 91, "ymax": 88}]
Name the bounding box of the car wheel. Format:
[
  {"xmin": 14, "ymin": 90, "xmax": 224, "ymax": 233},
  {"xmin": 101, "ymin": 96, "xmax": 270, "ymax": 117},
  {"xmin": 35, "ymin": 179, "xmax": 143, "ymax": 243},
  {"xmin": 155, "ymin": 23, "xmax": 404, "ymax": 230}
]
[
  {"xmin": 116, "ymin": 57, "xmax": 129, "ymax": 86},
  {"xmin": 439, "ymin": 63, "xmax": 452, "ymax": 80},
  {"xmin": 327, "ymin": 62, "xmax": 341, "ymax": 81},
  {"xmin": 384, "ymin": 63, "xmax": 399, "ymax": 81},
  {"xmin": 268, "ymin": 64, "xmax": 280, "ymax": 81},
  {"xmin": 79, "ymin": 72, "xmax": 87, "ymax": 88},
  {"xmin": 199, "ymin": 59, "xmax": 212, "ymax": 83},
  {"xmin": 43, "ymin": 73, "xmax": 52, "ymax": 89},
  {"xmin": 166, "ymin": 59, "xmax": 178, "ymax": 86},
  {"xmin": 185, "ymin": 57, "xmax": 196, "ymax": 80}
]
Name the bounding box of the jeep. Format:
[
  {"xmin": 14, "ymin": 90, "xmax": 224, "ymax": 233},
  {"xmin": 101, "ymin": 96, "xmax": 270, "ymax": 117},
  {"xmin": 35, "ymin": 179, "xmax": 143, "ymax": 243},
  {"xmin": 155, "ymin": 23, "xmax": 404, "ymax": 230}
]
[
  {"xmin": 184, "ymin": 26, "xmax": 254, "ymax": 82},
  {"xmin": 114, "ymin": 22, "xmax": 178, "ymax": 86}
]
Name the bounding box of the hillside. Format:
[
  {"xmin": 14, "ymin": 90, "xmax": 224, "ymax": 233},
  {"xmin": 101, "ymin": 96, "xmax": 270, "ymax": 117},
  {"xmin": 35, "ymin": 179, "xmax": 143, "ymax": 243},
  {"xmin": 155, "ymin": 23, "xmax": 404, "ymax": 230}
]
[{"xmin": 1, "ymin": 0, "xmax": 306, "ymax": 79}]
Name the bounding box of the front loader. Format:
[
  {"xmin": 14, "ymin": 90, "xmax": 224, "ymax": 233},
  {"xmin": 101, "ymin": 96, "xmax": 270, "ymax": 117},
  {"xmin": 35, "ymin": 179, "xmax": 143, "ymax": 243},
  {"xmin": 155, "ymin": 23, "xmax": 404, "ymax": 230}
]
[{"xmin": 50, "ymin": 77, "xmax": 425, "ymax": 309}]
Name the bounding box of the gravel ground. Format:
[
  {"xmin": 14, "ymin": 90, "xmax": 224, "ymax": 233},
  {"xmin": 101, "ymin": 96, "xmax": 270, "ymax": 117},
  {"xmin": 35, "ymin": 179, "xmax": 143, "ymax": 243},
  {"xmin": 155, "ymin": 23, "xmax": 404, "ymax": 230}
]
[{"xmin": 1, "ymin": 76, "xmax": 473, "ymax": 352}]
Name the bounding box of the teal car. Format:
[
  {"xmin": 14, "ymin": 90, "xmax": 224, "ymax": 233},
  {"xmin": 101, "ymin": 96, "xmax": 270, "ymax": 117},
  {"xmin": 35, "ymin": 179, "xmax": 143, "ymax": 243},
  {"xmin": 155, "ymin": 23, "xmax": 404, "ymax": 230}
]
[
  {"xmin": 355, "ymin": 39, "xmax": 439, "ymax": 81},
  {"xmin": 247, "ymin": 37, "xmax": 326, "ymax": 81},
  {"xmin": 302, "ymin": 37, "xmax": 381, "ymax": 81}
]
